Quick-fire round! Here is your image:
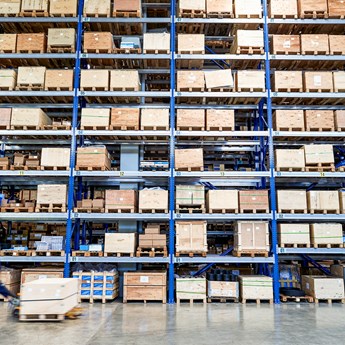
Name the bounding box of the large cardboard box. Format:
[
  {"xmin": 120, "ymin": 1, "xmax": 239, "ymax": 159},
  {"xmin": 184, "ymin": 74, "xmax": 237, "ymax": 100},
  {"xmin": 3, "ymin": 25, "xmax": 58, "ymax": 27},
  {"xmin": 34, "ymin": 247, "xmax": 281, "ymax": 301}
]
[
  {"xmin": 275, "ymin": 149, "xmax": 305, "ymax": 170},
  {"xmin": 302, "ymin": 276, "xmax": 344, "ymax": 299},
  {"xmin": 272, "ymin": 35, "xmax": 300, "ymax": 54},
  {"xmin": 17, "ymin": 66, "xmax": 46, "ymax": 88},
  {"xmin": 176, "ymin": 185, "xmax": 205, "ymax": 206},
  {"xmin": 307, "ymin": 190, "xmax": 340, "ymax": 212},
  {"xmin": 277, "ymin": 190, "xmax": 307, "ymax": 211},
  {"xmin": 0, "ymin": 70, "xmax": 17, "ymax": 90},
  {"xmin": 175, "ymin": 221, "xmax": 207, "ymax": 253},
  {"xmin": 83, "ymin": 0, "xmax": 111, "ymax": 16},
  {"xmin": 207, "ymin": 281, "xmax": 239, "ymax": 299},
  {"xmin": 140, "ymin": 109, "xmax": 169, "ymax": 129},
  {"xmin": 204, "ymin": 69, "xmax": 234, "ymax": 90},
  {"xmin": 37, "ymin": 184, "xmax": 67, "ymax": 205},
  {"xmin": 49, "ymin": 0, "xmax": 78, "ymax": 16},
  {"xmin": 81, "ymin": 108, "xmax": 110, "ymax": 128},
  {"xmin": 305, "ymin": 110, "xmax": 334, "ymax": 131},
  {"xmin": 310, "ymin": 223, "xmax": 343, "ymax": 245},
  {"xmin": 176, "ymin": 277, "xmax": 206, "ymax": 301},
  {"xmin": 0, "ymin": 34, "xmax": 17, "ymax": 53},
  {"xmin": 278, "ymin": 224, "xmax": 310, "ymax": 246},
  {"xmin": 304, "ymin": 71, "xmax": 333, "ymax": 92},
  {"xmin": 41, "ymin": 148, "xmax": 70, "ymax": 168},
  {"xmin": 110, "ymin": 70, "xmax": 140, "ymax": 91},
  {"xmin": 177, "ymin": 34, "xmax": 205, "ymax": 53},
  {"xmin": 11, "ymin": 108, "xmax": 51, "ymax": 128},
  {"xmin": 176, "ymin": 109, "xmax": 205, "ymax": 129},
  {"xmin": 206, "ymin": 109, "xmax": 235, "ymax": 130},
  {"xmin": 84, "ymin": 32, "xmax": 113, "ymax": 52},
  {"xmin": 239, "ymin": 190, "xmax": 269, "ymax": 212},
  {"xmin": 138, "ymin": 189, "xmax": 168, "ymax": 211},
  {"xmin": 175, "ymin": 148, "xmax": 204, "ymax": 170},
  {"xmin": 110, "ymin": 108, "xmax": 140, "ymax": 130},
  {"xmin": 104, "ymin": 233, "xmax": 136, "ymax": 254},
  {"xmin": 269, "ymin": 0, "xmax": 298, "ymax": 17},
  {"xmin": 300, "ymin": 34, "xmax": 329, "ymax": 54},
  {"xmin": 76, "ymin": 146, "xmax": 111, "ymax": 170},
  {"xmin": 304, "ymin": 144, "xmax": 334, "ymax": 164},
  {"xmin": 234, "ymin": 0, "xmax": 262, "ymax": 17},
  {"xmin": 239, "ymin": 276, "xmax": 273, "ymax": 300},
  {"xmin": 105, "ymin": 190, "xmax": 137, "ymax": 211},
  {"xmin": 273, "ymin": 71, "xmax": 303, "ymax": 91},
  {"xmin": 143, "ymin": 33, "xmax": 170, "ymax": 52},
  {"xmin": 206, "ymin": 190, "xmax": 238, "ymax": 212},
  {"xmin": 80, "ymin": 70, "xmax": 109, "ymax": 90},
  {"xmin": 44, "ymin": 69, "xmax": 74, "ymax": 91},
  {"xmin": 177, "ymin": 71, "xmax": 205, "ymax": 91}
]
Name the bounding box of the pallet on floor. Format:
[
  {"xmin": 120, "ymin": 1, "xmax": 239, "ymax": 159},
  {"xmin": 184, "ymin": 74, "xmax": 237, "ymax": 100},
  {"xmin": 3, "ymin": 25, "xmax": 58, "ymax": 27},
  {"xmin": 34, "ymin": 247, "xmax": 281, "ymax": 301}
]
[
  {"xmin": 19, "ymin": 314, "xmax": 65, "ymax": 321},
  {"xmin": 72, "ymin": 250, "xmax": 103, "ymax": 257},
  {"xmin": 241, "ymin": 298, "xmax": 273, "ymax": 304},
  {"xmin": 177, "ymin": 298, "xmax": 207, "ymax": 304},
  {"xmin": 207, "ymin": 297, "xmax": 239, "ymax": 303},
  {"xmin": 123, "ymin": 298, "xmax": 166, "ymax": 304},
  {"xmin": 280, "ymin": 294, "xmax": 314, "ymax": 303},
  {"xmin": 136, "ymin": 246, "xmax": 168, "ymax": 257},
  {"xmin": 314, "ymin": 298, "xmax": 345, "ymax": 304},
  {"xmin": 233, "ymin": 250, "xmax": 269, "ymax": 258},
  {"xmin": 31, "ymin": 250, "xmax": 65, "ymax": 257}
]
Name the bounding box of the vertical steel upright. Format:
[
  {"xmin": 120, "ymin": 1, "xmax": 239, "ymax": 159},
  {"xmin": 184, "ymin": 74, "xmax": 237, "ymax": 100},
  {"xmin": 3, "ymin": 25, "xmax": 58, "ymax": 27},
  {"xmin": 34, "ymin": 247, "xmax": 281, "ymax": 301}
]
[
  {"xmin": 262, "ymin": 0, "xmax": 280, "ymax": 303},
  {"xmin": 64, "ymin": 0, "xmax": 84, "ymax": 278},
  {"xmin": 168, "ymin": 0, "xmax": 176, "ymax": 304}
]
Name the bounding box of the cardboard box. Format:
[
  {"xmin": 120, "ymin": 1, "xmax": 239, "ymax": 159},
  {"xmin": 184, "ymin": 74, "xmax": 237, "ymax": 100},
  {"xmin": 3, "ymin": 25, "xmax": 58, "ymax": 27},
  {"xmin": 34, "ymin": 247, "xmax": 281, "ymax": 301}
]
[
  {"xmin": 80, "ymin": 70, "xmax": 109, "ymax": 90},
  {"xmin": 140, "ymin": 109, "xmax": 169, "ymax": 129},
  {"xmin": 138, "ymin": 189, "xmax": 168, "ymax": 211},
  {"xmin": 76, "ymin": 146, "xmax": 111, "ymax": 170},
  {"xmin": 269, "ymin": 0, "xmax": 298, "ymax": 17},
  {"xmin": 41, "ymin": 148, "xmax": 71, "ymax": 168},
  {"xmin": 302, "ymin": 276, "xmax": 344, "ymax": 299},
  {"xmin": 310, "ymin": 223, "xmax": 343, "ymax": 245},
  {"xmin": 175, "ymin": 221, "xmax": 207, "ymax": 253},
  {"xmin": 110, "ymin": 108, "xmax": 140, "ymax": 130},
  {"xmin": 47, "ymin": 28, "xmax": 75, "ymax": 51},
  {"xmin": 17, "ymin": 66, "xmax": 46, "ymax": 88},
  {"xmin": 208, "ymin": 281, "xmax": 239, "ymax": 298},
  {"xmin": 236, "ymin": 70, "xmax": 265, "ymax": 91},
  {"xmin": 83, "ymin": 0, "xmax": 111, "ymax": 16},
  {"xmin": 300, "ymin": 34, "xmax": 329, "ymax": 54},
  {"xmin": 0, "ymin": 108, "xmax": 12, "ymax": 128},
  {"xmin": 239, "ymin": 190, "xmax": 269, "ymax": 212},
  {"xmin": 277, "ymin": 190, "xmax": 307, "ymax": 211},
  {"xmin": 110, "ymin": 70, "xmax": 140, "ymax": 91},
  {"xmin": 11, "ymin": 108, "xmax": 51, "ymax": 128},
  {"xmin": 83, "ymin": 32, "xmax": 113, "ymax": 52},
  {"xmin": 206, "ymin": 109, "xmax": 235, "ymax": 130},
  {"xmin": 176, "ymin": 185, "xmax": 205, "ymax": 206},
  {"xmin": 177, "ymin": 34, "xmax": 205, "ymax": 53},
  {"xmin": 105, "ymin": 190, "xmax": 137, "ymax": 211},
  {"xmin": 273, "ymin": 71, "xmax": 303, "ymax": 91},
  {"xmin": 49, "ymin": 0, "xmax": 78, "ymax": 16},
  {"xmin": 175, "ymin": 148, "xmax": 203, "ymax": 170},
  {"xmin": 0, "ymin": 70, "xmax": 17, "ymax": 90},
  {"xmin": 176, "ymin": 277, "xmax": 206, "ymax": 301},
  {"xmin": 279, "ymin": 223, "xmax": 310, "ymax": 245},
  {"xmin": 37, "ymin": 184, "xmax": 67, "ymax": 204},
  {"xmin": 307, "ymin": 190, "xmax": 340, "ymax": 211},
  {"xmin": 239, "ymin": 275, "xmax": 273, "ymax": 300},
  {"xmin": 206, "ymin": 190, "xmax": 238, "ymax": 212},
  {"xmin": 177, "ymin": 71, "xmax": 205, "ymax": 91},
  {"xmin": 204, "ymin": 69, "xmax": 234, "ymax": 89},
  {"xmin": 45, "ymin": 69, "xmax": 74, "ymax": 91},
  {"xmin": 81, "ymin": 108, "xmax": 110, "ymax": 128},
  {"xmin": 304, "ymin": 144, "xmax": 334, "ymax": 164},
  {"xmin": 275, "ymin": 149, "xmax": 305, "ymax": 170},
  {"xmin": 304, "ymin": 71, "xmax": 333, "ymax": 91},
  {"xmin": 234, "ymin": 0, "xmax": 262, "ymax": 17},
  {"xmin": 143, "ymin": 33, "xmax": 170, "ymax": 52},
  {"xmin": 0, "ymin": 34, "xmax": 17, "ymax": 53},
  {"xmin": 104, "ymin": 233, "xmax": 136, "ymax": 254},
  {"xmin": 176, "ymin": 109, "xmax": 205, "ymax": 129}
]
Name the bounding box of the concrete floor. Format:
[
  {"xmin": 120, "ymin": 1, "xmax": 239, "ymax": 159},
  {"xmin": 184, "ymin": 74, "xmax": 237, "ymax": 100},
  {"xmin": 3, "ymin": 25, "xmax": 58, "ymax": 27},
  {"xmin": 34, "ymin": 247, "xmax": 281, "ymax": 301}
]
[{"xmin": 0, "ymin": 302, "xmax": 344, "ymax": 345}]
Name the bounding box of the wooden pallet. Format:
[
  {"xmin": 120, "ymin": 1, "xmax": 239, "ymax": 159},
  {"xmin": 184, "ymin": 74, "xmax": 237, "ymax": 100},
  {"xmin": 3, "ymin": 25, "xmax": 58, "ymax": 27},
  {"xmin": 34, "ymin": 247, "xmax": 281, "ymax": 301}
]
[
  {"xmin": 305, "ymin": 88, "xmax": 333, "ymax": 92},
  {"xmin": 278, "ymin": 209, "xmax": 308, "ymax": 214},
  {"xmin": 0, "ymin": 165, "xmax": 9, "ymax": 170},
  {"xmin": 312, "ymin": 243, "xmax": 344, "ymax": 248},
  {"xmin": 234, "ymin": 13, "xmax": 262, "ymax": 18},
  {"xmin": 80, "ymin": 87, "xmax": 109, "ymax": 91},
  {"xmin": 237, "ymin": 87, "xmax": 265, "ymax": 92},
  {"xmin": 240, "ymin": 208, "xmax": 270, "ymax": 214},
  {"xmin": 109, "ymin": 125, "xmax": 139, "ymax": 131},
  {"xmin": 175, "ymin": 166, "xmax": 204, "ymax": 172},
  {"xmin": 83, "ymin": 48, "xmax": 112, "ymax": 54},
  {"xmin": 0, "ymin": 125, "xmax": 10, "ymax": 130},
  {"xmin": 175, "ymin": 205, "xmax": 206, "ymax": 214},
  {"xmin": 19, "ymin": 10, "xmax": 49, "ymax": 17},
  {"xmin": 123, "ymin": 299, "xmax": 166, "ymax": 304},
  {"xmin": 113, "ymin": 48, "xmax": 141, "ymax": 54},
  {"xmin": 44, "ymin": 86, "xmax": 73, "ymax": 91},
  {"xmin": 80, "ymin": 294, "xmax": 118, "ymax": 304},
  {"xmin": 1, "ymin": 206, "xmax": 34, "ymax": 213},
  {"xmin": 280, "ymin": 294, "xmax": 314, "ymax": 303},
  {"xmin": 274, "ymin": 88, "xmax": 303, "ymax": 92},
  {"xmin": 309, "ymin": 209, "xmax": 340, "ymax": 214},
  {"xmin": 113, "ymin": 10, "xmax": 141, "ymax": 18},
  {"xmin": 272, "ymin": 50, "xmax": 300, "ymax": 55},
  {"xmin": 10, "ymin": 165, "xmax": 40, "ymax": 171},
  {"xmin": 74, "ymin": 208, "xmax": 104, "ymax": 213},
  {"xmin": 104, "ymin": 208, "xmax": 135, "ymax": 213},
  {"xmin": 46, "ymin": 46, "xmax": 75, "ymax": 53},
  {"xmin": 15, "ymin": 84, "xmax": 43, "ymax": 90},
  {"xmin": 82, "ymin": 12, "xmax": 110, "ymax": 18},
  {"xmin": 306, "ymin": 127, "xmax": 334, "ymax": 131},
  {"xmin": 207, "ymin": 12, "xmax": 233, "ymax": 18},
  {"xmin": 314, "ymin": 298, "xmax": 345, "ymax": 304},
  {"xmin": 40, "ymin": 166, "xmax": 69, "ymax": 171},
  {"xmin": 176, "ymin": 126, "xmax": 205, "ymax": 131},
  {"xmin": 233, "ymin": 250, "xmax": 269, "ymax": 258},
  {"xmin": 140, "ymin": 126, "xmax": 169, "ymax": 131},
  {"xmin": 208, "ymin": 208, "xmax": 238, "ymax": 214},
  {"xmin": 43, "ymin": 125, "xmax": 71, "ymax": 130},
  {"xmin": 75, "ymin": 166, "xmax": 110, "ymax": 171},
  {"xmin": 31, "ymin": 250, "xmax": 65, "ymax": 257},
  {"xmin": 80, "ymin": 126, "xmax": 109, "ymax": 130},
  {"xmin": 0, "ymin": 250, "xmax": 32, "ymax": 256},
  {"xmin": 175, "ymin": 251, "xmax": 207, "ymax": 257},
  {"xmin": 103, "ymin": 252, "xmax": 134, "ymax": 257},
  {"xmin": 177, "ymin": 298, "xmax": 207, "ymax": 304},
  {"xmin": 302, "ymin": 50, "xmax": 329, "ymax": 55},
  {"xmin": 305, "ymin": 163, "xmax": 335, "ymax": 172},
  {"xmin": 300, "ymin": 11, "xmax": 328, "ymax": 19},
  {"xmin": 10, "ymin": 125, "xmax": 40, "ymax": 130},
  {"xmin": 35, "ymin": 203, "xmax": 66, "ymax": 213},
  {"xmin": 17, "ymin": 49, "xmax": 45, "ymax": 54},
  {"xmin": 136, "ymin": 246, "xmax": 168, "ymax": 257},
  {"xmin": 176, "ymin": 87, "xmax": 205, "ymax": 92},
  {"xmin": 241, "ymin": 298, "xmax": 273, "ymax": 304},
  {"xmin": 207, "ymin": 297, "xmax": 239, "ymax": 303},
  {"xmin": 206, "ymin": 126, "xmax": 234, "ymax": 131},
  {"xmin": 280, "ymin": 243, "xmax": 311, "ymax": 248},
  {"xmin": 276, "ymin": 167, "xmax": 305, "ymax": 172},
  {"xmin": 178, "ymin": 9, "xmax": 206, "ymax": 18},
  {"xmin": 138, "ymin": 209, "xmax": 168, "ymax": 214},
  {"xmin": 72, "ymin": 250, "xmax": 103, "ymax": 257},
  {"xmin": 233, "ymin": 47, "xmax": 264, "ymax": 55}
]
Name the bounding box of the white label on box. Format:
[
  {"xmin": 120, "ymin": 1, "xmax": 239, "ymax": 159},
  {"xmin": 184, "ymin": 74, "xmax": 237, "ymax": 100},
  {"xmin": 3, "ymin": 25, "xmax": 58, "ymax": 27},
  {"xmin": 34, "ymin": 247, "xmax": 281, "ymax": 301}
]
[
  {"xmin": 140, "ymin": 276, "xmax": 149, "ymax": 283},
  {"xmin": 38, "ymin": 275, "xmax": 48, "ymax": 279},
  {"xmin": 306, "ymin": 282, "xmax": 310, "ymax": 289},
  {"xmin": 314, "ymin": 76, "xmax": 322, "ymax": 86},
  {"xmin": 283, "ymin": 40, "xmax": 291, "ymax": 48}
]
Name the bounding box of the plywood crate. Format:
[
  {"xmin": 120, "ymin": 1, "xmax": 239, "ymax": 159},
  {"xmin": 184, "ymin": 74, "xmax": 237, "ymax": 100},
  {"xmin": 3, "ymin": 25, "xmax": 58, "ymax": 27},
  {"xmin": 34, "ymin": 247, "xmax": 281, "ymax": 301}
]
[
  {"xmin": 80, "ymin": 70, "xmax": 109, "ymax": 91},
  {"xmin": 339, "ymin": 189, "xmax": 345, "ymax": 213},
  {"xmin": 83, "ymin": 0, "xmax": 111, "ymax": 16},
  {"xmin": 328, "ymin": 0, "xmax": 345, "ymax": 17},
  {"xmin": 304, "ymin": 144, "xmax": 334, "ymax": 165},
  {"xmin": 176, "ymin": 185, "xmax": 205, "ymax": 207},
  {"xmin": 269, "ymin": 0, "xmax": 298, "ymax": 17},
  {"xmin": 47, "ymin": 28, "xmax": 75, "ymax": 52},
  {"xmin": 0, "ymin": 0, "xmax": 21, "ymax": 15},
  {"xmin": 110, "ymin": 108, "xmax": 139, "ymax": 130},
  {"xmin": 138, "ymin": 189, "xmax": 168, "ymax": 212},
  {"xmin": 113, "ymin": 0, "xmax": 141, "ymax": 16},
  {"xmin": 16, "ymin": 33, "xmax": 45, "ymax": 53},
  {"xmin": 0, "ymin": 34, "xmax": 16, "ymax": 53},
  {"xmin": 177, "ymin": 70, "xmax": 205, "ymax": 91},
  {"xmin": 302, "ymin": 276, "xmax": 344, "ymax": 300},
  {"xmin": 307, "ymin": 190, "xmax": 340, "ymax": 212},
  {"xmin": 305, "ymin": 110, "xmax": 334, "ymax": 131},
  {"xmin": 0, "ymin": 108, "xmax": 11, "ymax": 129},
  {"xmin": 275, "ymin": 149, "xmax": 305, "ymax": 171},
  {"xmin": 44, "ymin": 69, "xmax": 74, "ymax": 91},
  {"xmin": 49, "ymin": 0, "xmax": 77, "ymax": 16},
  {"xmin": 105, "ymin": 190, "xmax": 137, "ymax": 212},
  {"xmin": 110, "ymin": 70, "xmax": 140, "ymax": 91},
  {"xmin": 0, "ymin": 70, "xmax": 16, "ymax": 90},
  {"xmin": 273, "ymin": 71, "xmax": 303, "ymax": 91},
  {"xmin": 41, "ymin": 148, "xmax": 70, "ymax": 168},
  {"xmin": 17, "ymin": 66, "xmax": 46, "ymax": 89},
  {"xmin": 37, "ymin": 184, "xmax": 67, "ymax": 205},
  {"xmin": 21, "ymin": 268, "xmax": 64, "ymax": 285},
  {"xmin": 333, "ymin": 71, "xmax": 345, "ymax": 92},
  {"xmin": 236, "ymin": 70, "xmax": 265, "ymax": 91},
  {"xmin": 207, "ymin": 281, "xmax": 239, "ymax": 300},
  {"xmin": 176, "ymin": 277, "xmax": 206, "ymax": 303},
  {"xmin": 277, "ymin": 190, "xmax": 307, "ymax": 212},
  {"xmin": 206, "ymin": 0, "xmax": 233, "ymax": 16},
  {"xmin": 83, "ymin": 32, "xmax": 113, "ymax": 53},
  {"xmin": 239, "ymin": 190, "xmax": 269, "ymax": 212},
  {"xmin": 138, "ymin": 234, "xmax": 166, "ymax": 248},
  {"xmin": 76, "ymin": 146, "xmax": 111, "ymax": 170},
  {"xmin": 310, "ymin": 223, "xmax": 343, "ymax": 246},
  {"xmin": 329, "ymin": 35, "xmax": 345, "ymax": 55},
  {"xmin": 175, "ymin": 221, "xmax": 207, "ymax": 254},
  {"xmin": 104, "ymin": 233, "xmax": 136, "ymax": 254},
  {"xmin": 175, "ymin": 148, "xmax": 204, "ymax": 171},
  {"xmin": 239, "ymin": 276, "xmax": 273, "ymax": 301},
  {"xmin": 178, "ymin": 0, "xmax": 206, "ymax": 14},
  {"xmin": 278, "ymin": 223, "xmax": 310, "ymax": 246},
  {"xmin": 304, "ymin": 71, "xmax": 333, "ymax": 92},
  {"xmin": 234, "ymin": 0, "xmax": 262, "ymax": 18},
  {"xmin": 143, "ymin": 33, "xmax": 170, "ymax": 53},
  {"xmin": 335, "ymin": 110, "xmax": 345, "ymax": 130},
  {"xmin": 123, "ymin": 271, "xmax": 166, "ymax": 303},
  {"xmin": 274, "ymin": 109, "xmax": 305, "ymax": 131},
  {"xmin": 11, "ymin": 108, "xmax": 51, "ymax": 128},
  {"xmin": 234, "ymin": 221, "xmax": 270, "ymax": 255},
  {"xmin": 20, "ymin": 0, "xmax": 49, "ymax": 14},
  {"xmin": 177, "ymin": 34, "xmax": 205, "ymax": 53},
  {"xmin": 300, "ymin": 34, "xmax": 329, "ymax": 54},
  {"xmin": 271, "ymin": 35, "xmax": 300, "ymax": 54},
  {"xmin": 298, "ymin": 0, "xmax": 328, "ymax": 17},
  {"xmin": 204, "ymin": 69, "xmax": 234, "ymax": 90},
  {"xmin": 80, "ymin": 108, "xmax": 110, "ymax": 129},
  {"xmin": 206, "ymin": 109, "xmax": 235, "ymax": 130},
  {"xmin": 231, "ymin": 30, "xmax": 264, "ymax": 54},
  {"xmin": 176, "ymin": 109, "xmax": 205, "ymax": 130},
  {"xmin": 0, "ymin": 268, "xmax": 21, "ymax": 285},
  {"xmin": 331, "ymin": 264, "xmax": 345, "ymax": 283},
  {"xmin": 206, "ymin": 189, "xmax": 238, "ymax": 212},
  {"xmin": 140, "ymin": 109, "xmax": 169, "ymax": 130}
]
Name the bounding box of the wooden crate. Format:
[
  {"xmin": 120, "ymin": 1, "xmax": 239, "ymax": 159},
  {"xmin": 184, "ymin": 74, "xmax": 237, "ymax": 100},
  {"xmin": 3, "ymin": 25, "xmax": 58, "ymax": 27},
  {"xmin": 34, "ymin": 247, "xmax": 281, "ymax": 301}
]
[
  {"xmin": 113, "ymin": 0, "xmax": 141, "ymax": 16},
  {"xmin": 310, "ymin": 223, "xmax": 343, "ymax": 246},
  {"xmin": 0, "ymin": 34, "xmax": 17, "ymax": 53},
  {"xmin": 304, "ymin": 144, "xmax": 334, "ymax": 165},
  {"xmin": 175, "ymin": 221, "xmax": 207, "ymax": 254},
  {"xmin": 104, "ymin": 233, "xmax": 136, "ymax": 254},
  {"xmin": 176, "ymin": 185, "xmax": 205, "ymax": 207},
  {"xmin": 271, "ymin": 35, "xmax": 300, "ymax": 54},
  {"xmin": 138, "ymin": 189, "xmax": 168, "ymax": 212},
  {"xmin": 83, "ymin": 32, "xmax": 113, "ymax": 53},
  {"xmin": 302, "ymin": 276, "xmax": 344, "ymax": 300},
  {"xmin": 76, "ymin": 146, "xmax": 111, "ymax": 170},
  {"xmin": 304, "ymin": 71, "xmax": 333, "ymax": 92},
  {"xmin": 206, "ymin": 109, "xmax": 235, "ymax": 131},
  {"xmin": 307, "ymin": 190, "xmax": 340, "ymax": 212},
  {"xmin": 0, "ymin": 157, "xmax": 9, "ymax": 169},
  {"xmin": 239, "ymin": 276, "xmax": 273, "ymax": 301},
  {"xmin": 328, "ymin": 0, "xmax": 345, "ymax": 17},
  {"xmin": 206, "ymin": 0, "xmax": 233, "ymax": 16},
  {"xmin": 0, "ymin": 268, "xmax": 21, "ymax": 285},
  {"xmin": 0, "ymin": 0, "xmax": 21, "ymax": 15},
  {"xmin": 81, "ymin": 108, "xmax": 110, "ymax": 129},
  {"xmin": 176, "ymin": 277, "xmax": 206, "ymax": 302},
  {"xmin": 236, "ymin": 70, "xmax": 265, "ymax": 91},
  {"xmin": 143, "ymin": 33, "xmax": 170, "ymax": 53},
  {"xmin": 105, "ymin": 190, "xmax": 137, "ymax": 212},
  {"xmin": 278, "ymin": 224, "xmax": 310, "ymax": 246},
  {"xmin": 123, "ymin": 271, "xmax": 167, "ymax": 303},
  {"xmin": 204, "ymin": 69, "xmax": 234, "ymax": 90},
  {"xmin": 331, "ymin": 264, "xmax": 345, "ymax": 283},
  {"xmin": 44, "ymin": 69, "xmax": 74, "ymax": 91},
  {"xmin": 21, "ymin": 268, "xmax": 64, "ymax": 285},
  {"xmin": 41, "ymin": 148, "xmax": 70, "ymax": 168},
  {"xmin": 49, "ymin": 0, "xmax": 77, "ymax": 16},
  {"xmin": 329, "ymin": 35, "xmax": 345, "ymax": 55},
  {"xmin": 333, "ymin": 71, "xmax": 345, "ymax": 92},
  {"xmin": 268, "ymin": 0, "xmax": 298, "ymax": 18},
  {"xmin": 83, "ymin": 0, "xmax": 111, "ymax": 16},
  {"xmin": 234, "ymin": 0, "xmax": 262, "ymax": 18},
  {"xmin": 277, "ymin": 190, "xmax": 307, "ymax": 212},
  {"xmin": 273, "ymin": 109, "xmax": 305, "ymax": 131},
  {"xmin": 339, "ymin": 189, "xmax": 345, "ymax": 213},
  {"xmin": 273, "ymin": 71, "xmax": 303, "ymax": 91},
  {"xmin": 138, "ymin": 234, "xmax": 166, "ymax": 248},
  {"xmin": 21, "ymin": 0, "xmax": 48, "ymax": 14},
  {"xmin": 239, "ymin": 190, "xmax": 269, "ymax": 212},
  {"xmin": 80, "ymin": 70, "xmax": 109, "ymax": 91},
  {"xmin": 298, "ymin": 0, "xmax": 328, "ymax": 17},
  {"xmin": 177, "ymin": 71, "xmax": 205, "ymax": 91},
  {"xmin": 206, "ymin": 190, "xmax": 238, "ymax": 212},
  {"xmin": 47, "ymin": 28, "xmax": 75, "ymax": 52},
  {"xmin": 305, "ymin": 110, "xmax": 335, "ymax": 131},
  {"xmin": 178, "ymin": 0, "xmax": 206, "ymax": 13},
  {"xmin": 231, "ymin": 30, "xmax": 264, "ymax": 54},
  {"xmin": 110, "ymin": 70, "xmax": 140, "ymax": 91},
  {"xmin": 17, "ymin": 67, "xmax": 46, "ymax": 89},
  {"xmin": 176, "ymin": 109, "xmax": 205, "ymax": 130},
  {"xmin": 275, "ymin": 149, "xmax": 305, "ymax": 170},
  {"xmin": 140, "ymin": 109, "xmax": 169, "ymax": 130},
  {"xmin": 175, "ymin": 148, "xmax": 204, "ymax": 171},
  {"xmin": 335, "ymin": 110, "xmax": 345, "ymax": 130},
  {"xmin": 300, "ymin": 34, "xmax": 329, "ymax": 54},
  {"xmin": 110, "ymin": 108, "xmax": 139, "ymax": 130},
  {"xmin": 0, "ymin": 70, "xmax": 17, "ymax": 90},
  {"xmin": 177, "ymin": 34, "xmax": 205, "ymax": 53},
  {"xmin": 207, "ymin": 281, "xmax": 239, "ymax": 299},
  {"xmin": 16, "ymin": 33, "xmax": 45, "ymax": 53},
  {"xmin": 0, "ymin": 108, "xmax": 11, "ymax": 129},
  {"xmin": 11, "ymin": 108, "xmax": 51, "ymax": 128},
  {"xmin": 37, "ymin": 184, "xmax": 67, "ymax": 204}
]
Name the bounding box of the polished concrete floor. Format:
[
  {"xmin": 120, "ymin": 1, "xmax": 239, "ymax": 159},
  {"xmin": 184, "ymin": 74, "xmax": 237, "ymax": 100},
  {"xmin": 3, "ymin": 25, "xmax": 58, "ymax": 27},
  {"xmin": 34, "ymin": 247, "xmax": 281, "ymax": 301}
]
[{"xmin": 0, "ymin": 302, "xmax": 344, "ymax": 345}]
